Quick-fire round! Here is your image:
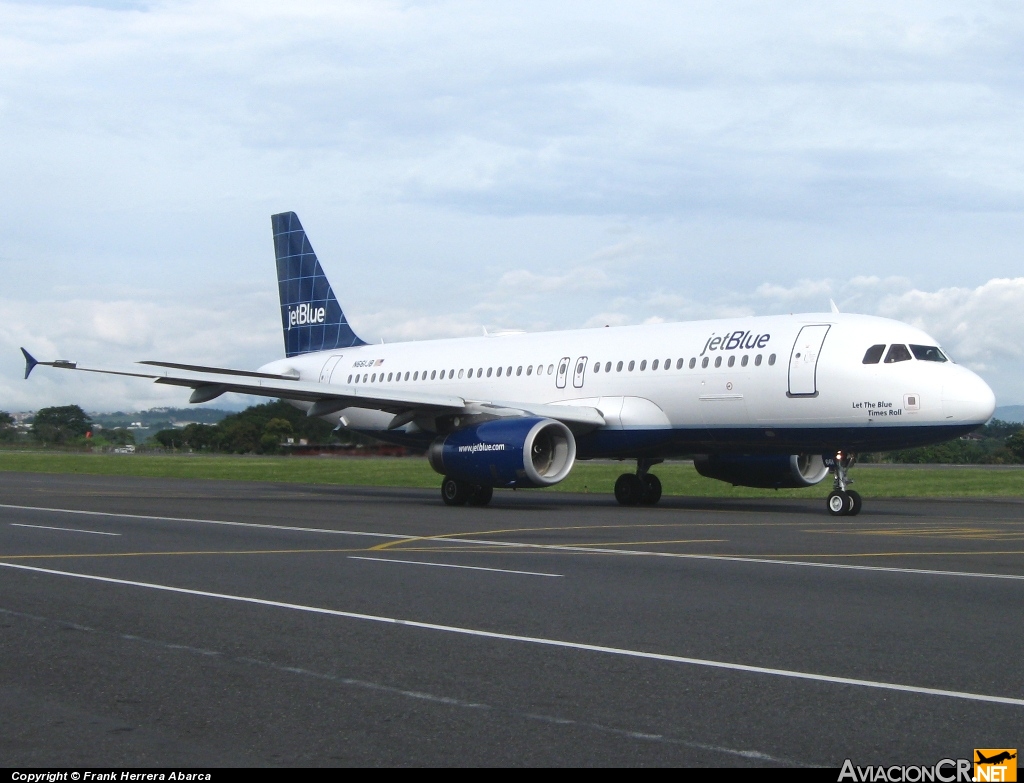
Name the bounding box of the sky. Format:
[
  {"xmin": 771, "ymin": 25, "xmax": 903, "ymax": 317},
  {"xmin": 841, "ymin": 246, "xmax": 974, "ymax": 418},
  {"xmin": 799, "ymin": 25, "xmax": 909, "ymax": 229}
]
[{"xmin": 2, "ymin": 0, "xmax": 1023, "ymax": 412}]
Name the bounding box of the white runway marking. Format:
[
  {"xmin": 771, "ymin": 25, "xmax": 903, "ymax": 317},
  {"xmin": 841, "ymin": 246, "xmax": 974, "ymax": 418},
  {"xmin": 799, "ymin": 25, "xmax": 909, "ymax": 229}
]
[
  {"xmin": 1, "ymin": 560, "xmax": 1022, "ymax": 709},
  {"xmin": 10, "ymin": 523, "xmax": 120, "ymax": 537},
  {"xmin": 2, "ymin": 503, "xmax": 1023, "ymax": 582},
  {"xmin": 349, "ymin": 556, "xmax": 562, "ymax": 577},
  {"xmin": 0, "ymin": 503, "xmax": 408, "ymax": 540}
]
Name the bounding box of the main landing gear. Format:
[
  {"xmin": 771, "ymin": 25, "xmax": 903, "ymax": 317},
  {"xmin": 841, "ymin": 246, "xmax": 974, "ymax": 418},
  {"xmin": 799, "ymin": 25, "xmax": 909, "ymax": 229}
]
[
  {"xmin": 614, "ymin": 458, "xmax": 663, "ymax": 506},
  {"xmin": 826, "ymin": 451, "xmax": 861, "ymax": 517},
  {"xmin": 440, "ymin": 476, "xmax": 493, "ymax": 507}
]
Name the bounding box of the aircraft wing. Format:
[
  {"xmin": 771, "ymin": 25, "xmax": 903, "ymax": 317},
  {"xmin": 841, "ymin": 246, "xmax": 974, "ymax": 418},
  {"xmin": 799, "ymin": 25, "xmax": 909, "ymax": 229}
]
[{"xmin": 21, "ymin": 350, "xmax": 605, "ymax": 429}]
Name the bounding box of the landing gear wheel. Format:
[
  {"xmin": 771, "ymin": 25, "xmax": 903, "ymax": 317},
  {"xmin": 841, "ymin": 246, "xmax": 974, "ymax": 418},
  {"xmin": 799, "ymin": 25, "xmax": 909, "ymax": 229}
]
[
  {"xmin": 827, "ymin": 491, "xmax": 849, "ymax": 517},
  {"xmin": 614, "ymin": 473, "xmax": 643, "ymax": 506},
  {"xmin": 846, "ymin": 490, "xmax": 862, "ymax": 516},
  {"xmin": 640, "ymin": 474, "xmax": 662, "ymax": 506},
  {"xmin": 467, "ymin": 484, "xmax": 493, "ymax": 507},
  {"xmin": 441, "ymin": 476, "xmax": 469, "ymax": 506}
]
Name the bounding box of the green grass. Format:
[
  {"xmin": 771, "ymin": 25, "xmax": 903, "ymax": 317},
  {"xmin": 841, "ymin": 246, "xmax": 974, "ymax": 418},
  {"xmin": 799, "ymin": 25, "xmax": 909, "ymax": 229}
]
[{"xmin": 1, "ymin": 450, "xmax": 1022, "ymax": 497}]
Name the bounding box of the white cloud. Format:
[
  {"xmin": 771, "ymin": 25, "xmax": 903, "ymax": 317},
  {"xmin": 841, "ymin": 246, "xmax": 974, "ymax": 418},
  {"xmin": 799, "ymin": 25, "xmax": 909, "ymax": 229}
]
[
  {"xmin": 583, "ymin": 312, "xmax": 631, "ymax": 329},
  {"xmin": 754, "ymin": 279, "xmax": 834, "ymax": 303},
  {"xmin": 876, "ymin": 277, "xmax": 1024, "ymax": 367},
  {"xmin": 497, "ymin": 267, "xmax": 613, "ymax": 295},
  {"xmin": 3, "ymin": 2, "xmax": 1024, "ymax": 409},
  {"xmin": 6, "ymin": 273, "xmax": 1024, "ymax": 413},
  {"xmin": 0, "ymin": 290, "xmax": 279, "ymax": 411}
]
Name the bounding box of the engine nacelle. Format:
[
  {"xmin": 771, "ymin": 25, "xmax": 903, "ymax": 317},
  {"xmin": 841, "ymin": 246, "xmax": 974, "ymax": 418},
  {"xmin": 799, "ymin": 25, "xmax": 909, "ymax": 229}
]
[
  {"xmin": 693, "ymin": 453, "xmax": 829, "ymax": 489},
  {"xmin": 427, "ymin": 417, "xmax": 576, "ymax": 488}
]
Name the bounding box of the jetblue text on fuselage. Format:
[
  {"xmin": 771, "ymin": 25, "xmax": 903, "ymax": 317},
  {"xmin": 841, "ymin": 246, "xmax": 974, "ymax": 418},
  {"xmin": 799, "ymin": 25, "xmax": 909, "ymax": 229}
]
[
  {"xmin": 700, "ymin": 330, "xmax": 770, "ymax": 357},
  {"xmin": 287, "ymin": 303, "xmax": 326, "ymax": 329}
]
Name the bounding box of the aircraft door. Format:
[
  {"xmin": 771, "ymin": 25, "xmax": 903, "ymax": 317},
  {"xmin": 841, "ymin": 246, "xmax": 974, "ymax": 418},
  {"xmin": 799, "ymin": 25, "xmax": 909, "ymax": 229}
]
[
  {"xmin": 788, "ymin": 325, "xmax": 830, "ymax": 397},
  {"xmin": 329, "ymin": 359, "xmax": 348, "ymax": 383},
  {"xmin": 319, "ymin": 355, "xmax": 343, "ymax": 383},
  {"xmin": 573, "ymin": 356, "xmax": 588, "ymax": 388},
  {"xmin": 556, "ymin": 356, "xmax": 570, "ymax": 389}
]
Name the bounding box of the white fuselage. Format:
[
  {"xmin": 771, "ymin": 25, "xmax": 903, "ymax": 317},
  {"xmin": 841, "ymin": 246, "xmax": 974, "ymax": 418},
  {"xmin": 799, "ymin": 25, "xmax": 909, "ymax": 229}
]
[{"xmin": 259, "ymin": 312, "xmax": 995, "ymax": 457}]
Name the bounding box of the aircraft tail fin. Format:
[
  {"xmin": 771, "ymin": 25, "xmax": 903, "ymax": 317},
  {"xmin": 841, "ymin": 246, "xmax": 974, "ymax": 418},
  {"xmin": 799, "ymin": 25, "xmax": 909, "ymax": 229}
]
[{"xmin": 271, "ymin": 211, "xmax": 366, "ymax": 357}]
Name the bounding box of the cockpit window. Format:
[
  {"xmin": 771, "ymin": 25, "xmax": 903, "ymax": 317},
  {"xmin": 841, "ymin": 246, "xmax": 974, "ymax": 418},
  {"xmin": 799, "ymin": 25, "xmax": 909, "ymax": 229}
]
[
  {"xmin": 909, "ymin": 344, "xmax": 948, "ymax": 362},
  {"xmin": 862, "ymin": 344, "xmax": 885, "ymax": 364},
  {"xmin": 884, "ymin": 344, "xmax": 913, "ymax": 363}
]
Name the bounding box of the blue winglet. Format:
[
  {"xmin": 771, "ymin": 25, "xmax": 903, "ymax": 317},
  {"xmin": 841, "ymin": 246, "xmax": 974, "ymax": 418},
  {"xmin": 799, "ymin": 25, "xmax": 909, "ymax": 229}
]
[{"xmin": 21, "ymin": 347, "xmax": 38, "ymax": 380}]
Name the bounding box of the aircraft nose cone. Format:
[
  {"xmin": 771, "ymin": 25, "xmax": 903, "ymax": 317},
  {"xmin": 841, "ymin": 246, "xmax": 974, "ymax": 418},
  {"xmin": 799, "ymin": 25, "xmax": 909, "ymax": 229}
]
[{"xmin": 942, "ymin": 371, "xmax": 996, "ymax": 425}]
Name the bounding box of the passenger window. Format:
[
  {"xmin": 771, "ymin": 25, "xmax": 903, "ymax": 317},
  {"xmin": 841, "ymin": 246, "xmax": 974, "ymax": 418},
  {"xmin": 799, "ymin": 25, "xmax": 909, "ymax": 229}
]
[
  {"xmin": 605, "ymin": 362, "xmax": 612, "ymax": 372},
  {"xmin": 616, "ymin": 361, "xmax": 623, "ymax": 372},
  {"xmin": 363, "ymin": 374, "xmax": 368, "ymax": 382},
  {"xmin": 652, "ymin": 359, "xmax": 659, "ymax": 370},
  {"xmin": 371, "ymin": 373, "xmax": 376, "ymax": 382},
  {"xmin": 487, "ymin": 367, "xmax": 492, "ymax": 377},
  {"xmin": 714, "ymin": 356, "xmax": 722, "ymax": 368},
  {"xmin": 688, "ymin": 358, "xmax": 695, "ymax": 369},
  {"xmin": 910, "ymin": 344, "xmax": 947, "ymax": 362},
  {"xmin": 628, "ymin": 360, "xmax": 635, "ymax": 371},
  {"xmin": 862, "ymin": 344, "xmax": 885, "ymax": 364},
  {"xmin": 755, "ymin": 355, "xmax": 762, "ymax": 366},
  {"xmin": 458, "ymin": 369, "xmax": 464, "ymax": 379},
  {"xmin": 507, "ymin": 366, "xmax": 512, "ymax": 376},
  {"xmin": 727, "ymin": 356, "xmax": 735, "ymax": 368},
  {"xmin": 496, "ymin": 367, "xmax": 502, "ymax": 377},
  {"xmin": 884, "ymin": 344, "xmax": 912, "ymax": 363},
  {"xmin": 547, "ymin": 364, "xmax": 554, "ymax": 375},
  {"xmin": 413, "ymin": 371, "xmax": 419, "ymax": 380},
  {"xmin": 387, "ymin": 372, "xmax": 393, "ymax": 382},
  {"xmin": 768, "ymin": 354, "xmax": 776, "ymax": 365},
  {"xmin": 665, "ymin": 359, "xmax": 671, "ymax": 370},
  {"xmin": 593, "ymin": 362, "xmax": 600, "ymax": 373},
  {"xmin": 701, "ymin": 357, "xmax": 709, "ymax": 368},
  {"xmin": 640, "ymin": 360, "xmax": 647, "ymax": 371},
  {"xmin": 527, "ymin": 365, "xmax": 533, "ymax": 376},
  {"xmin": 741, "ymin": 355, "xmax": 748, "ymax": 367},
  {"xmin": 516, "ymin": 366, "xmax": 522, "ymax": 376},
  {"xmin": 430, "ymin": 371, "xmax": 436, "ymax": 380}
]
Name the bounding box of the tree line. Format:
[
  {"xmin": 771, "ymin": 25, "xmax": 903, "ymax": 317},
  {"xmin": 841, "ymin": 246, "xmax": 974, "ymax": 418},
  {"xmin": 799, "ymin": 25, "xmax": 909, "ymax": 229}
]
[
  {"xmin": 0, "ymin": 401, "xmax": 354, "ymax": 453},
  {"xmin": 150, "ymin": 400, "xmax": 346, "ymax": 454},
  {"xmin": 3, "ymin": 403, "xmax": 1024, "ymax": 462}
]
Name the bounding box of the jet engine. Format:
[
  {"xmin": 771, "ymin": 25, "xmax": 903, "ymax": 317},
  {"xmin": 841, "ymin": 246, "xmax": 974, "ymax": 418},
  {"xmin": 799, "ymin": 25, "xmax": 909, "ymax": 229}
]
[
  {"xmin": 693, "ymin": 453, "xmax": 829, "ymax": 489},
  {"xmin": 428, "ymin": 417, "xmax": 576, "ymax": 488}
]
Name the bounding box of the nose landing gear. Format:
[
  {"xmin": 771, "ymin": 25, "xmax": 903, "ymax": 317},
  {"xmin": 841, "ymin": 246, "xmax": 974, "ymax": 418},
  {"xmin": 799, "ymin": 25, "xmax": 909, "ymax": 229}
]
[
  {"xmin": 826, "ymin": 452, "xmax": 861, "ymax": 516},
  {"xmin": 615, "ymin": 458, "xmax": 663, "ymax": 506}
]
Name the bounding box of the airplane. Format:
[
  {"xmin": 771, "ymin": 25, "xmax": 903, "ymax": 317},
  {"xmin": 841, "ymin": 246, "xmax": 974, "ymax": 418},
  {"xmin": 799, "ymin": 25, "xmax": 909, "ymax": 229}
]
[
  {"xmin": 976, "ymin": 752, "xmax": 1016, "ymax": 765},
  {"xmin": 21, "ymin": 211, "xmax": 996, "ymax": 515}
]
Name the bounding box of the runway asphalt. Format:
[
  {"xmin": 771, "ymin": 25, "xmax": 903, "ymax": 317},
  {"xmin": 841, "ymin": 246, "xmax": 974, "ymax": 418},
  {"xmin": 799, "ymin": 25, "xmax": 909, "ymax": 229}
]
[{"xmin": 1, "ymin": 471, "xmax": 1022, "ymax": 767}]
